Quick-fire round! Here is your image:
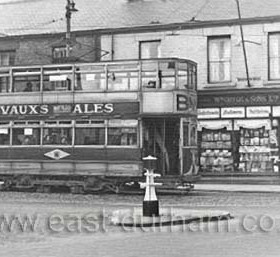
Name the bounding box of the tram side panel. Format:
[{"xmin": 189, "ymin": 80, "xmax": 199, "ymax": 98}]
[{"xmin": 0, "ymin": 147, "xmax": 142, "ymax": 177}]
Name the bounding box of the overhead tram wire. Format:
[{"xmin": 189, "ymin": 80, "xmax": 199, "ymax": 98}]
[{"xmin": 190, "ymin": 0, "xmax": 211, "ymax": 21}]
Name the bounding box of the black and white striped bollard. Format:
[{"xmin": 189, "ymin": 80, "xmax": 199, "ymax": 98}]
[{"xmin": 141, "ymin": 155, "xmax": 162, "ymax": 217}]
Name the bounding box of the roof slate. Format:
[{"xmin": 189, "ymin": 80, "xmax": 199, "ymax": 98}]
[{"xmin": 0, "ymin": 0, "xmax": 280, "ymax": 36}]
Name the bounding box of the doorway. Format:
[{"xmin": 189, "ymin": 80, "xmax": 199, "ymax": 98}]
[{"xmin": 143, "ymin": 118, "xmax": 180, "ymax": 175}]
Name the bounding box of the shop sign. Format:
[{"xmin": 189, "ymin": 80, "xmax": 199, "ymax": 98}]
[
  {"xmin": 198, "ymin": 92, "xmax": 280, "ymax": 107},
  {"xmin": 0, "ymin": 102, "xmax": 139, "ymax": 117},
  {"xmin": 234, "ymin": 119, "xmax": 271, "ymax": 130},
  {"xmin": 198, "ymin": 120, "xmax": 232, "ymax": 131},
  {"xmin": 221, "ymin": 107, "xmax": 245, "ymax": 118},
  {"xmin": 197, "ymin": 108, "xmax": 220, "ymax": 119},
  {"xmin": 246, "ymin": 106, "xmax": 271, "ymax": 117},
  {"xmin": 272, "ymin": 106, "xmax": 280, "ymax": 117}
]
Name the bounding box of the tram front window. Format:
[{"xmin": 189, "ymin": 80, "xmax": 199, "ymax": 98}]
[
  {"xmin": 43, "ymin": 128, "xmax": 72, "ymax": 145},
  {"xmin": 12, "ymin": 128, "xmax": 40, "ymax": 145},
  {"xmin": 75, "ymin": 128, "xmax": 105, "ymax": 145}
]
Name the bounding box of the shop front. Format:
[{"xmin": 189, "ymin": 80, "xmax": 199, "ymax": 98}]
[{"xmin": 198, "ymin": 88, "xmax": 280, "ymax": 180}]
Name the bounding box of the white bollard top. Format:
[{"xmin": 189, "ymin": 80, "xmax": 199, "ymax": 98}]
[{"xmin": 143, "ymin": 155, "xmax": 157, "ymax": 161}]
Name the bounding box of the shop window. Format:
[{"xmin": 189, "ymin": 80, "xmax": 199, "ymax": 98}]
[
  {"xmin": 0, "ymin": 51, "xmax": 15, "ymax": 66},
  {"xmin": 208, "ymin": 36, "xmax": 231, "ymax": 83},
  {"xmin": 238, "ymin": 127, "xmax": 273, "ymax": 173},
  {"xmin": 199, "ymin": 128, "xmax": 234, "ymax": 173},
  {"xmin": 108, "ymin": 127, "xmax": 137, "ymax": 146},
  {"xmin": 12, "ymin": 128, "xmax": 40, "ymax": 145},
  {"xmin": 43, "ymin": 127, "xmax": 72, "ymax": 145},
  {"xmin": 75, "ymin": 128, "xmax": 105, "ymax": 145},
  {"xmin": 269, "ymin": 33, "xmax": 280, "ymax": 80},
  {"xmin": 139, "ymin": 41, "xmax": 161, "ymax": 59},
  {"xmin": 0, "ymin": 128, "xmax": 10, "ymax": 145}
]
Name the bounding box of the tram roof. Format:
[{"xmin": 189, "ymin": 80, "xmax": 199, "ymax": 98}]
[{"xmin": 0, "ymin": 0, "xmax": 280, "ymax": 37}]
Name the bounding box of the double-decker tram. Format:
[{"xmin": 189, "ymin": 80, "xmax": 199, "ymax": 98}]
[{"xmin": 0, "ymin": 58, "xmax": 198, "ymax": 194}]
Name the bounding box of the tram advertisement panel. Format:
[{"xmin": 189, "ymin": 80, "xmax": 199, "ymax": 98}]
[{"xmin": 0, "ymin": 102, "xmax": 139, "ymax": 118}]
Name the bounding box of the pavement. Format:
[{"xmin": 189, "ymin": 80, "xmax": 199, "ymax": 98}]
[{"xmin": 195, "ymin": 183, "xmax": 280, "ymax": 193}]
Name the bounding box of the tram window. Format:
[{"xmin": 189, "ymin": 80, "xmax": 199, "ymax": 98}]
[
  {"xmin": 75, "ymin": 128, "xmax": 105, "ymax": 145},
  {"xmin": 43, "ymin": 75, "xmax": 72, "ymax": 91},
  {"xmin": 141, "ymin": 62, "xmax": 158, "ymax": 89},
  {"xmin": 159, "ymin": 62, "xmax": 175, "ymax": 89},
  {"xmin": 108, "ymin": 72, "xmax": 129, "ymax": 91},
  {"xmin": 12, "ymin": 128, "xmax": 40, "ymax": 145},
  {"xmin": 43, "ymin": 128, "xmax": 72, "ymax": 145},
  {"xmin": 13, "ymin": 75, "xmax": 40, "ymax": 92},
  {"xmin": 0, "ymin": 128, "xmax": 10, "ymax": 145},
  {"xmin": 183, "ymin": 123, "xmax": 189, "ymax": 146},
  {"xmin": 178, "ymin": 70, "xmax": 188, "ymax": 89},
  {"xmin": 76, "ymin": 120, "xmax": 90, "ymax": 125},
  {"xmin": 0, "ymin": 77, "xmax": 10, "ymax": 93},
  {"xmin": 107, "ymin": 71, "xmax": 139, "ymax": 91},
  {"xmin": 108, "ymin": 127, "xmax": 137, "ymax": 146},
  {"xmin": 190, "ymin": 125, "xmax": 197, "ymax": 146},
  {"xmin": 189, "ymin": 66, "xmax": 197, "ymax": 90},
  {"xmin": 75, "ymin": 72, "xmax": 106, "ymax": 91},
  {"xmin": 108, "ymin": 119, "xmax": 138, "ymax": 127},
  {"xmin": 178, "ymin": 62, "xmax": 189, "ymax": 89}
]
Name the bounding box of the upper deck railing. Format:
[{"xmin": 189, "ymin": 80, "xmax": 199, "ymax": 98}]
[{"xmin": 0, "ymin": 58, "xmax": 197, "ymax": 94}]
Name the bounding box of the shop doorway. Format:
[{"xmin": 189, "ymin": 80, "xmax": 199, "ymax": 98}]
[{"xmin": 143, "ymin": 118, "xmax": 180, "ymax": 175}]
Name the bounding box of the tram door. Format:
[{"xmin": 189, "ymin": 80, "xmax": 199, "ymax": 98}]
[{"xmin": 143, "ymin": 118, "xmax": 180, "ymax": 175}]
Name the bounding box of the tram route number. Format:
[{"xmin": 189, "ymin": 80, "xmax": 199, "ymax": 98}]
[{"xmin": 176, "ymin": 94, "xmax": 196, "ymax": 112}]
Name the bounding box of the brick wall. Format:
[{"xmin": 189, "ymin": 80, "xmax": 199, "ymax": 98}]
[{"xmin": 0, "ymin": 33, "xmax": 101, "ymax": 66}]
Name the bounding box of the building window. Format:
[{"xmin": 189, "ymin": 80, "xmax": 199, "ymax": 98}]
[
  {"xmin": 0, "ymin": 51, "xmax": 15, "ymax": 66},
  {"xmin": 269, "ymin": 33, "xmax": 280, "ymax": 80},
  {"xmin": 208, "ymin": 36, "xmax": 231, "ymax": 83},
  {"xmin": 139, "ymin": 41, "xmax": 160, "ymax": 59},
  {"xmin": 52, "ymin": 46, "xmax": 67, "ymax": 63}
]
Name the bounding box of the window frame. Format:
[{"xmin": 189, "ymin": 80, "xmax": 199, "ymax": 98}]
[
  {"xmin": 139, "ymin": 40, "xmax": 161, "ymax": 60},
  {"xmin": 0, "ymin": 50, "xmax": 16, "ymax": 66},
  {"xmin": 268, "ymin": 32, "xmax": 280, "ymax": 81},
  {"xmin": 207, "ymin": 35, "xmax": 231, "ymax": 84}
]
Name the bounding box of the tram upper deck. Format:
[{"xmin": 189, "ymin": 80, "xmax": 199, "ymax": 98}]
[{"xmin": 0, "ymin": 58, "xmax": 197, "ymax": 107}]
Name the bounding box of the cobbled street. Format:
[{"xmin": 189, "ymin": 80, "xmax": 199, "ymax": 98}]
[{"xmin": 0, "ymin": 190, "xmax": 280, "ymax": 257}]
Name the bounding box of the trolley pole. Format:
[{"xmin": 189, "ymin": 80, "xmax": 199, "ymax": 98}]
[
  {"xmin": 65, "ymin": 0, "xmax": 78, "ymax": 58},
  {"xmin": 235, "ymin": 0, "xmax": 251, "ymax": 87},
  {"xmin": 141, "ymin": 156, "xmax": 162, "ymax": 217}
]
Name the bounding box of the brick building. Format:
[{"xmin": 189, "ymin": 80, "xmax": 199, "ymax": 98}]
[{"xmin": 2, "ymin": 0, "xmax": 280, "ymax": 182}]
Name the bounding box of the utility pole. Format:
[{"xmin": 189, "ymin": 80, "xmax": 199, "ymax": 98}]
[
  {"xmin": 235, "ymin": 0, "xmax": 251, "ymax": 87},
  {"xmin": 65, "ymin": 0, "xmax": 78, "ymax": 58}
]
